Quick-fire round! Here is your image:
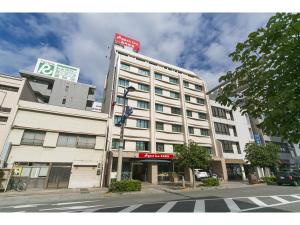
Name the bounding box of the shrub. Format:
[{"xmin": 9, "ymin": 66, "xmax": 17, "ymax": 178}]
[
  {"xmin": 109, "ymin": 179, "xmax": 142, "ymax": 192},
  {"xmin": 260, "ymin": 176, "xmax": 277, "ymax": 185},
  {"xmin": 202, "ymin": 177, "xmax": 220, "ymax": 186}
]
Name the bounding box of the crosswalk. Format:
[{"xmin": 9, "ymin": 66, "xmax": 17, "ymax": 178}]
[{"xmin": 92, "ymin": 194, "xmax": 300, "ymax": 213}]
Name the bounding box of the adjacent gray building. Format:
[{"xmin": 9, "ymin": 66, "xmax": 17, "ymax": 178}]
[{"xmin": 20, "ymin": 71, "xmax": 96, "ymax": 111}]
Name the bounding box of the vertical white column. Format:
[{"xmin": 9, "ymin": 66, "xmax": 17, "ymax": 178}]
[
  {"xmin": 178, "ymin": 74, "xmax": 188, "ymax": 143},
  {"xmin": 150, "ymin": 66, "xmax": 156, "ymax": 153}
]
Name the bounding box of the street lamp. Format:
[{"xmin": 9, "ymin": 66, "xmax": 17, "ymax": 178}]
[{"xmin": 116, "ymin": 86, "xmax": 135, "ymax": 181}]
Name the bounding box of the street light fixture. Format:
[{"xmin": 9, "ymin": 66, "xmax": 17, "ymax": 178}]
[{"xmin": 116, "ymin": 86, "xmax": 135, "ymax": 181}]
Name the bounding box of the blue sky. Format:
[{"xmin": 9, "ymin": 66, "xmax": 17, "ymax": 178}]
[{"xmin": 0, "ymin": 13, "xmax": 272, "ymax": 100}]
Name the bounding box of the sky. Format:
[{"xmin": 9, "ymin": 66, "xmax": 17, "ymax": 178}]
[{"xmin": 0, "ymin": 13, "xmax": 273, "ymax": 100}]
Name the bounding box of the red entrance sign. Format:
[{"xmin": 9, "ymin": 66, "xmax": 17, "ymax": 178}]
[
  {"xmin": 114, "ymin": 33, "xmax": 141, "ymax": 52},
  {"xmin": 138, "ymin": 153, "xmax": 174, "ymax": 159}
]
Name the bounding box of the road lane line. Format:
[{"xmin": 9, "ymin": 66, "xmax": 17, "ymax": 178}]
[
  {"xmin": 291, "ymin": 195, "xmax": 300, "ymax": 200},
  {"xmin": 248, "ymin": 197, "xmax": 267, "ymax": 207},
  {"xmin": 270, "ymin": 196, "xmax": 289, "ymax": 204},
  {"xmin": 52, "ymin": 200, "xmax": 100, "ymax": 206},
  {"xmin": 40, "ymin": 205, "xmax": 102, "ymax": 212},
  {"xmin": 119, "ymin": 204, "xmax": 143, "ymax": 212},
  {"xmin": 13, "ymin": 204, "xmax": 42, "ymax": 209},
  {"xmin": 224, "ymin": 198, "xmax": 240, "ymax": 212},
  {"xmin": 193, "ymin": 200, "xmax": 205, "ymax": 212},
  {"xmin": 157, "ymin": 201, "xmax": 177, "ymax": 213}
]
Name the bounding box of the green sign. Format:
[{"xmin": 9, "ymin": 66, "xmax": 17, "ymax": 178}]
[{"xmin": 34, "ymin": 58, "xmax": 80, "ymax": 82}]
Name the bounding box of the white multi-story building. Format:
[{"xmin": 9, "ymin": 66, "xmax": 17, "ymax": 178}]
[{"xmin": 102, "ymin": 43, "xmax": 227, "ymax": 184}]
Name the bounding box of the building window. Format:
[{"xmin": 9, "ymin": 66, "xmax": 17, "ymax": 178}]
[
  {"xmin": 138, "ymin": 83, "xmax": 149, "ymax": 92},
  {"xmin": 156, "ymin": 143, "xmax": 165, "ymax": 152},
  {"xmin": 201, "ymin": 129, "xmax": 209, "ymax": 136},
  {"xmin": 57, "ymin": 133, "xmax": 96, "ymax": 149},
  {"xmin": 0, "ymin": 116, "xmax": 8, "ymax": 122},
  {"xmin": 220, "ymin": 140, "xmax": 234, "ymax": 153},
  {"xmin": 155, "ymin": 104, "xmax": 163, "ymax": 112},
  {"xmin": 138, "ymin": 68, "xmax": 150, "ymax": 76},
  {"xmin": 173, "ymin": 144, "xmax": 180, "ymax": 152},
  {"xmin": 118, "ymin": 78, "xmax": 129, "ymax": 87},
  {"xmin": 0, "ymin": 107, "xmax": 11, "ymax": 113},
  {"xmin": 236, "ymin": 143, "xmax": 241, "ymax": 154},
  {"xmin": 214, "ymin": 122, "xmax": 230, "ymax": 135},
  {"xmin": 21, "ymin": 130, "xmax": 46, "ymax": 146},
  {"xmin": 186, "ymin": 110, "xmax": 193, "ymax": 117},
  {"xmin": 232, "ymin": 126, "xmax": 238, "ymax": 137},
  {"xmin": 120, "ymin": 63, "xmax": 130, "ymax": 70},
  {"xmin": 183, "ymin": 81, "xmax": 189, "ymax": 88},
  {"xmin": 136, "ymin": 119, "xmax": 149, "ymax": 128},
  {"xmin": 170, "ymin": 91, "xmax": 179, "ymax": 99},
  {"xmin": 62, "ymin": 98, "xmax": 66, "ymax": 104},
  {"xmin": 155, "ymin": 72, "xmax": 162, "ymax": 80},
  {"xmin": 114, "ymin": 115, "xmax": 125, "ymax": 126},
  {"xmin": 198, "ymin": 112, "xmax": 206, "ymax": 120},
  {"xmin": 155, "ymin": 87, "xmax": 163, "ymax": 95},
  {"xmin": 172, "ymin": 124, "xmax": 182, "ymax": 133},
  {"xmin": 137, "ymin": 100, "xmax": 149, "ymax": 109},
  {"xmin": 188, "ymin": 126, "xmax": 194, "ymax": 134},
  {"xmin": 169, "ymin": 77, "xmax": 178, "ymax": 84},
  {"xmin": 229, "ymin": 111, "xmax": 234, "ymax": 120},
  {"xmin": 112, "ymin": 139, "xmax": 125, "ymax": 149},
  {"xmin": 185, "ymin": 95, "xmax": 191, "ymax": 102},
  {"xmin": 0, "ymin": 84, "xmax": 19, "ymax": 92},
  {"xmin": 156, "ymin": 122, "xmax": 164, "ymax": 131},
  {"xmin": 211, "ymin": 106, "xmax": 227, "ymax": 119},
  {"xmin": 204, "ymin": 147, "xmax": 212, "ymax": 154},
  {"xmin": 116, "ymin": 96, "xmax": 128, "ymax": 106},
  {"xmin": 196, "ymin": 98, "xmax": 205, "ymax": 105},
  {"xmin": 194, "ymin": 84, "xmax": 202, "ymax": 91},
  {"xmin": 136, "ymin": 141, "xmax": 149, "ymax": 151},
  {"xmin": 171, "ymin": 107, "xmax": 181, "ymax": 115}
]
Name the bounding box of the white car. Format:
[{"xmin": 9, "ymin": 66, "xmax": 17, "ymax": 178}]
[{"xmin": 194, "ymin": 169, "xmax": 209, "ymax": 181}]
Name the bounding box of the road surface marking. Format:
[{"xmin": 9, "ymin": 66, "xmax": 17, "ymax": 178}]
[
  {"xmin": 270, "ymin": 196, "xmax": 289, "ymax": 204},
  {"xmin": 52, "ymin": 200, "xmax": 100, "ymax": 206},
  {"xmin": 13, "ymin": 204, "xmax": 42, "ymax": 209},
  {"xmin": 39, "ymin": 205, "xmax": 102, "ymax": 211},
  {"xmin": 119, "ymin": 204, "xmax": 143, "ymax": 212},
  {"xmin": 248, "ymin": 197, "xmax": 267, "ymax": 207},
  {"xmin": 224, "ymin": 198, "xmax": 240, "ymax": 212},
  {"xmin": 291, "ymin": 195, "xmax": 300, "ymax": 200},
  {"xmin": 12, "ymin": 211, "xmax": 26, "ymax": 213},
  {"xmin": 193, "ymin": 200, "xmax": 205, "ymax": 212},
  {"xmin": 157, "ymin": 201, "xmax": 177, "ymax": 213}
]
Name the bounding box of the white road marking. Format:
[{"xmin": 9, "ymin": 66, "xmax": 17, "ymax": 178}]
[
  {"xmin": 13, "ymin": 204, "xmax": 42, "ymax": 209},
  {"xmin": 248, "ymin": 197, "xmax": 268, "ymax": 207},
  {"xmin": 224, "ymin": 198, "xmax": 240, "ymax": 212},
  {"xmin": 270, "ymin": 196, "xmax": 289, "ymax": 204},
  {"xmin": 39, "ymin": 205, "xmax": 102, "ymax": 212},
  {"xmin": 12, "ymin": 211, "xmax": 26, "ymax": 213},
  {"xmin": 193, "ymin": 200, "xmax": 205, "ymax": 212},
  {"xmin": 52, "ymin": 200, "xmax": 100, "ymax": 206},
  {"xmin": 291, "ymin": 195, "xmax": 300, "ymax": 200},
  {"xmin": 157, "ymin": 201, "xmax": 177, "ymax": 213},
  {"xmin": 119, "ymin": 204, "xmax": 143, "ymax": 212}
]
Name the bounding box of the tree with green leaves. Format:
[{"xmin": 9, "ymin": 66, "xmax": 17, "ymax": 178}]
[
  {"xmin": 216, "ymin": 13, "xmax": 300, "ymax": 143},
  {"xmin": 245, "ymin": 143, "xmax": 280, "ymax": 174},
  {"xmin": 174, "ymin": 142, "xmax": 212, "ymax": 188}
]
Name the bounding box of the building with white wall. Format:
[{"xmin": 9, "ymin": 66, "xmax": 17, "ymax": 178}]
[
  {"xmin": 102, "ymin": 43, "xmax": 227, "ymax": 184},
  {"xmin": 5, "ymin": 100, "xmax": 108, "ymax": 189}
]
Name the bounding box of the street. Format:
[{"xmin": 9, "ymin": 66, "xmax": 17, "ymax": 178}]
[{"xmin": 1, "ymin": 185, "xmax": 300, "ymax": 212}]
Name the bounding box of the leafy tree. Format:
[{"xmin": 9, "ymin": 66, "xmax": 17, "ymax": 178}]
[
  {"xmin": 216, "ymin": 13, "xmax": 300, "ymax": 143},
  {"xmin": 174, "ymin": 142, "xmax": 212, "ymax": 188},
  {"xmin": 245, "ymin": 143, "xmax": 280, "ymax": 174}
]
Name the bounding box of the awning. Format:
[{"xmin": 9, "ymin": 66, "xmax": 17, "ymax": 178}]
[{"xmin": 138, "ymin": 159, "xmax": 172, "ymax": 163}]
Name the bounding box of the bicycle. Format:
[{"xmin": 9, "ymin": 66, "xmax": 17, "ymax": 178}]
[{"xmin": 8, "ymin": 179, "xmax": 27, "ymax": 192}]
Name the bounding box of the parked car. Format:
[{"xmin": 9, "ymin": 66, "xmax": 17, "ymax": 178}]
[
  {"xmin": 194, "ymin": 169, "xmax": 209, "ymax": 181},
  {"xmin": 276, "ymin": 170, "xmax": 300, "ymax": 186}
]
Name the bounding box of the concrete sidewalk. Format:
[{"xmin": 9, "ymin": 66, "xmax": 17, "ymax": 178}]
[{"xmin": 0, "ymin": 181, "xmax": 266, "ymax": 199}]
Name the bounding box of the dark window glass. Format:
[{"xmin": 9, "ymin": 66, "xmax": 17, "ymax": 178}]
[
  {"xmin": 0, "ymin": 84, "xmax": 19, "ymax": 92},
  {"xmin": 198, "ymin": 112, "xmax": 206, "ymax": 120},
  {"xmin": 171, "ymin": 107, "xmax": 181, "ymax": 115},
  {"xmin": 196, "ymin": 98, "xmax": 205, "ymax": 105},
  {"xmin": 21, "ymin": 130, "xmax": 46, "ymax": 146},
  {"xmin": 155, "ymin": 104, "xmax": 163, "ymax": 112},
  {"xmin": 188, "ymin": 126, "xmax": 194, "ymax": 134},
  {"xmin": 201, "ymin": 129, "xmax": 209, "ymax": 136},
  {"xmin": 156, "ymin": 143, "xmax": 164, "ymax": 152},
  {"xmin": 185, "ymin": 95, "xmax": 191, "ymax": 101},
  {"xmin": 172, "ymin": 124, "xmax": 182, "ymax": 133},
  {"xmin": 116, "ymin": 96, "xmax": 128, "ymax": 106},
  {"xmin": 214, "ymin": 122, "xmax": 230, "ymax": 135},
  {"xmin": 186, "ymin": 110, "xmax": 193, "ymax": 117},
  {"xmin": 155, "ymin": 87, "xmax": 163, "ymax": 95},
  {"xmin": 136, "ymin": 119, "xmax": 149, "ymax": 128},
  {"xmin": 220, "ymin": 140, "xmax": 234, "ymax": 153},
  {"xmin": 156, "ymin": 122, "xmax": 164, "ymax": 131},
  {"xmin": 136, "ymin": 141, "xmax": 149, "ymax": 151}
]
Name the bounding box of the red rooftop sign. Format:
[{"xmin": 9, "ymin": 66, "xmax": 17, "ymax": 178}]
[
  {"xmin": 114, "ymin": 33, "xmax": 141, "ymax": 52},
  {"xmin": 138, "ymin": 153, "xmax": 174, "ymax": 159}
]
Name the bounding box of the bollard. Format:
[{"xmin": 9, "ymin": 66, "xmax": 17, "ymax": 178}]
[{"xmin": 182, "ymin": 176, "xmax": 185, "ymax": 188}]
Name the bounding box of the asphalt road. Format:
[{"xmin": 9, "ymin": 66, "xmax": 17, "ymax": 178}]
[{"xmin": 1, "ymin": 185, "xmax": 300, "ymax": 212}]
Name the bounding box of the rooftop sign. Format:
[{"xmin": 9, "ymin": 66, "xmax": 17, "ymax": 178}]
[
  {"xmin": 114, "ymin": 33, "xmax": 140, "ymax": 52},
  {"xmin": 34, "ymin": 58, "xmax": 80, "ymax": 82}
]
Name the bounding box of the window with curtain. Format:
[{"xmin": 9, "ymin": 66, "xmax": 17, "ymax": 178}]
[{"xmin": 21, "ymin": 130, "xmax": 46, "ymax": 146}]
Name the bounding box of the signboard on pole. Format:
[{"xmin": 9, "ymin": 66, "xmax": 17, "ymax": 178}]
[
  {"xmin": 34, "ymin": 58, "xmax": 80, "ymax": 82},
  {"xmin": 138, "ymin": 153, "xmax": 174, "ymax": 159},
  {"xmin": 114, "ymin": 33, "xmax": 141, "ymax": 52}
]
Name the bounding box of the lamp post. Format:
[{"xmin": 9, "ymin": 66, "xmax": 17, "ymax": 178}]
[{"xmin": 116, "ymin": 86, "xmax": 135, "ymax": 181}]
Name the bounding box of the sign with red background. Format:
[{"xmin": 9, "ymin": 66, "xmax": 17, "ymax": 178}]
[
  {"xmin": 114, "ymin": 33, "xmax": 141, "ymax": 52},
  {"xmin": 138, "ymin": 153, "xmax": 174, "ymax": 159}
]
